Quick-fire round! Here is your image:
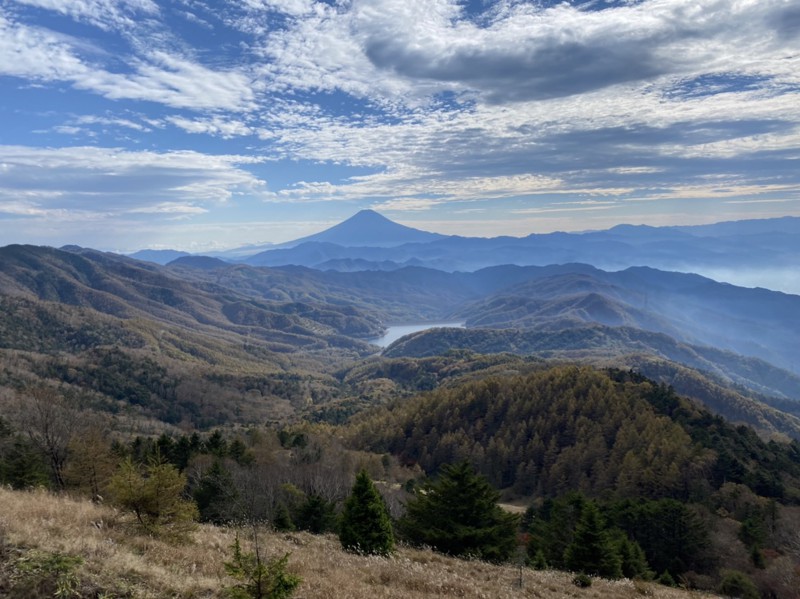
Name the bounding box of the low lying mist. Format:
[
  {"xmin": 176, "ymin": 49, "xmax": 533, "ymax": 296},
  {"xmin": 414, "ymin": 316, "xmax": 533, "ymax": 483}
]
[{"xmin": 688, "ymin": 268, "xmax": 800, "ymax": 296}]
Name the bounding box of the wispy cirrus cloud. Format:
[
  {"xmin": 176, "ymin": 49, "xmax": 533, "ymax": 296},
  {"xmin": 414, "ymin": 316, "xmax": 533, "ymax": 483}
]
[
  {"xmin": 12, "ymin": 0, "xmax": 159, "ymax": 31},
  {"xmin": 0, "ymin": 13, "xmax": 256, "ymax": 111},
  {"xmin": 167, "ymin": 115, "xmax": 254, "ymax": 138},
  {"xmin": 0, "ymin": 145, "xmax": 268, "ymax": 213}
]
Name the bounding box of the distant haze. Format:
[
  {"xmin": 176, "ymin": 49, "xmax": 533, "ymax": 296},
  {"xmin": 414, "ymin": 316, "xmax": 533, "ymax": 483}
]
[
  {"xmin": 690, "ymin": 268, "xmax": 800, "ymax": 296},
  {"xmin": 220, "ymin": 212, "xmax": 800, "ymax": 297}
]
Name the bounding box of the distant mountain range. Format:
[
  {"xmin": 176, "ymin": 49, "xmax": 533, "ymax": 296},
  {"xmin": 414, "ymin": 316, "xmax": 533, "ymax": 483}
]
[
  {"xmin": 237, "ymin": 214, "xmax": 800, "ymax": 295},
  {"xmin": 2, "ymin": 242, "xmax": 800, "ymax": 437},
  {"xmin": 8, "ymin": 212, "xmax": 800, "ymax": 436},
  {"xmin": 125, "ymin": 212, "xmax": 800, "ymax": 294}
]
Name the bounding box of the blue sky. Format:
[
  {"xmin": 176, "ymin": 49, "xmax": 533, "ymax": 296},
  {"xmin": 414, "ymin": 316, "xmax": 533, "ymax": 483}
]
[{"xmin": 1, "ymin": 0, "xmax": 799, "ymax": 252}]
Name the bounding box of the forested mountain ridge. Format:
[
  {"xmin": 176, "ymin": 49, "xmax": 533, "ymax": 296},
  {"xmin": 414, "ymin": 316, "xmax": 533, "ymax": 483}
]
[
  {"xmin": 0, "ymin": 245, "xmax": 383, "ymax": 346},
  {"xmin": 383, "ymin": 325, "xmax": 800, "ymax": 400},
  {"xmin": 345, "ymin": 365, "xmax": 800, "ymax": 595},
  {"xmin": 604, "ymin": 355, "xmax": 800, "ymax": 441},
  {"xmin": 452, "ymin": 268, "xmax": 800, "ymax": 375},
  {"xmin": 346, "ymin": 365, "xmax": 800, "ymax": 501},
  {"xmin": 0, "ymin": 244, "xmax": 385, "ymax": 427}
]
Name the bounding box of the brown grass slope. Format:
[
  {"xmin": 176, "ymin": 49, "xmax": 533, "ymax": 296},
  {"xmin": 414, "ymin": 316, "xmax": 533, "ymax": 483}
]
[{"xmin": 0, "ymin": 487, "xmax": 716, "ymax": 599}]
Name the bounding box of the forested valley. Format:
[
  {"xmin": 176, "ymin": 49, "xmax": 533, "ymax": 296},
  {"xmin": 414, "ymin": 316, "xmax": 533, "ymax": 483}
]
[{"xmin": 1, "ymin": 243, "xmax": 800, "ymax": 598}]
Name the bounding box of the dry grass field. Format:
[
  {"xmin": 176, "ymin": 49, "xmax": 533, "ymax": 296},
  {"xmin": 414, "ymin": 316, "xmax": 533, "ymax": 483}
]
[{"xmin": 0, "ymin": 487, "xmax": 719, "ymax": 598}]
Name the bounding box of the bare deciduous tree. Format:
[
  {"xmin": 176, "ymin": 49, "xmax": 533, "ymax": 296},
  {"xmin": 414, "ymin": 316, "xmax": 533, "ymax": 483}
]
[
  {"xmin": 20, "ymin": 387, "xmax": 79, "ymax": 490},
  {"xmin": 64, "ymin": 413, "xmax": 117, "ymax": 499}
]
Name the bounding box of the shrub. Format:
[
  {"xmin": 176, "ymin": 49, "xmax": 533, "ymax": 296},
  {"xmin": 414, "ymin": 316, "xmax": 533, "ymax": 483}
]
[
  {"xmin": 749, "ymin": 544, "xmax": 765, "ymax": 569},
  {"xmin": 108, "ymin": 456, "xmax": 197, "ymax": 539},
  {"xmin": 11, "ymin": 550, "xmax": 83, "ymax": 598},
  {"xmin": 572, "ymin": 573, "xmax": 592, "ymax": 588},
  {"xmin": 224, "ymin": 537, "xmax": 301, "ymax": 599},
  {"xmin": 718, "ymin": 569, "xmax": 759, "ymax": 599}
]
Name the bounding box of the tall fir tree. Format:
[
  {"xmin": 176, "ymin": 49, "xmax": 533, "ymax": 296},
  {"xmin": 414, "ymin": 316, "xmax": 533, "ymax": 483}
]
[
  {"xmin": 193, "ymin": 460, "xmax": 237, "ymax": 524},
  {"xmin": 339, "ymin": 470, "xmax": 395, "ymax": 556},
  {"xmin": 399, "ymin": 461, "xmax": 519, "ymax": 562},
  {"xmin": 563, "ymin": 501, "xmax": 622, "ymax": 579}
]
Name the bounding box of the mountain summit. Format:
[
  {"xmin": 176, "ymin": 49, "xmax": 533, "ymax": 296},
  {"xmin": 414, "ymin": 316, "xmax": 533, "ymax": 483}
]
[{"xmin": 280, "ymin": 210, "xmax": 446, "ymax": 248}]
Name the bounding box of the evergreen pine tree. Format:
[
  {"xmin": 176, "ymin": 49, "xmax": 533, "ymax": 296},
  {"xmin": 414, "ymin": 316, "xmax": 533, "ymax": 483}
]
[
  {"xmin": 399, "ymin": 461, "xmax": 519, "ymax": 562},
  {"xmin": 193, "ymin": 460, "xmax": 236, "ymax": 524},
  {"xmin": 224, "ymin": 536, "xmax": 301, "ymax": 599},
  {"xmin": 273, "ymin": 503, "xmax": 295, "ymax": 532},
  {"xmin": 718, "ymin": 569, "xmax": 759, "ymax": 599},
  {"xmin": 657, "ymin": 570, "xmax": 677, "ymax": 587},
  {"xmin": 295, "ymin": 494, "xmax": 337, "ymax": 534},
  {"xmin": 563, "ymin": 502, "xmax": 622, "ymax": 579},
  {"xmin": 339, "ymin": 470, "xmax": 395, "ymax": 556},
  {"xmin": 108, "ymin": 455, "xmax": 197, "ymax": 538},
  {"xmin": 0, "ymin": 436, "xmax": 49, "ymax": 489},
  {"xmin": 531, "ymin": 549, "xmax": 548, "ymax": 570},
  {"xmin": 615, "ymin": 535, "xmax": 652, "ymax": 579}
]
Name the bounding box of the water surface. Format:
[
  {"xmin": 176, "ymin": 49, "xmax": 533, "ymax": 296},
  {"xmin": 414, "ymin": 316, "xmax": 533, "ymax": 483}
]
[{"xmin": 369, "ymin": 322, "xmax": 465, "ymax": 348}]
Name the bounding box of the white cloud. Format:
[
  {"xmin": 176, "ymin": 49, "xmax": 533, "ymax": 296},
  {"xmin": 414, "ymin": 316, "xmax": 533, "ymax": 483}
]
[
  {"xmin": 51, "ymin": 114, "xmax": 154, "ymax": 136},
  {"xmin": 240, "ymin": 0, "xmax": 316, "ymax": 18},
  {"xmin": 0, "ymin": 145, "xmax": 268, "ymax": 212},
  {"xmin": 80, "ymin": 51, "xmax": 257, "ymax": 111},
  {"xmin": 256, "ymin": 0, "xmax": 800, "ymax": 105},
  {"xmin": 370, "ymin": 198, "xmax": 442, "ymax": 212},
  {"xmin": 511, "ymin": 204, "xmax": 620, "ymax": 215},
  {"xmin": 76, "ymin": 115, "xmax": 152, "ymax": 131},
  {"xmin": 724, "ymin": 199, "xmax": 798, "ymax": 205},
  {"xmin": 13, "ymin": 0, "xmax": 159, "ymax": 31},
  {"xmin": 0, "ymin": 15, "xmax": 257, "ymax": 111},
  {"xmin": 167, "ymin": 115, "xmax": 254, "ymax": 138},
  {"xmin": 128, "ymin": 202, "xmax": 209, "ymax": 217}
]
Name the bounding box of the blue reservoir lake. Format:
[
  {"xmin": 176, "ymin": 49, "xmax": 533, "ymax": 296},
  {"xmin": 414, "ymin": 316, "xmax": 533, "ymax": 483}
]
[{"xmin": 368, "ymin": 322, "xmax": 465, "ymax": 348}]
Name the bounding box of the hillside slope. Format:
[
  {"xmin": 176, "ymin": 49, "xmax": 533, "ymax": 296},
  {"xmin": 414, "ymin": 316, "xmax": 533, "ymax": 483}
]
[
  {"xmin": 0, "ymin": 488, "xmax": 711, "ymax": 599},
  {"xmin": 0, "ymin": 245, "xmax": 382, "ymax": 348}
]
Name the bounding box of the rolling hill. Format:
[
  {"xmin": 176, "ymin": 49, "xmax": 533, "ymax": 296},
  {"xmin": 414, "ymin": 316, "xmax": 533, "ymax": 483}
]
[
  {"xmin": 169, "ymin": 258, "xmax": 800, "ymax": 378},
  {"xmin": 0, "ymin": 245, "xmax": 383, "ymax": 348}
]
